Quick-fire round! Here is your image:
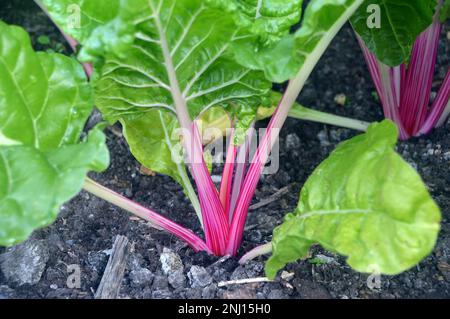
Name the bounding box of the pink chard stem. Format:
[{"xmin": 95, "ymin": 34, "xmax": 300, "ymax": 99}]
[
  {"xmin": 357, "ymin": 35, "xmax": 409, "ymax": 139},
  {"xmin": 219, "ymin": 129, "xmax": 237, "ymax": 218},
  {"xmin": 190, "ymin": 124, "xmax": 230, "ymax": 255},
  {"xmin": 420, "ymin": 71, "xmax": 450, "ymax": 133},
  {"xmin": 83, "ymin": 178, "xmax": 211, "ymax": 253},
  {"xmin": 400, "ymin": 17, "xmax": 442, "ymax": 135},
  {"xmin": 228, "ymin": 125, "xmax": 255, "ymax": 223}
]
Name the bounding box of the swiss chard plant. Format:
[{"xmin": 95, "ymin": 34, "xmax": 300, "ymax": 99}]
[
  {"xmin": 0, "ymin": 0, "xmax": 442, "ymax": 279},
  {"xmin": 351, "ymin": 0, "xmax": 450, "ymax": 139}
]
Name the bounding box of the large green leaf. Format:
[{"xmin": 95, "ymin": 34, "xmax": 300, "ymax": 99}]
[
  {"xmin": 266, "ymin": 120, "xmax": 441, "ymax": 279},
  {"xmin": 39, "ymin": 0, "xmax": 144, "ymax": 62},
  {"xmin": 232, "ymin": 0, "xmax": 365, "ymax": 82},
  {"xmin": 351, "ymin": 0, "xmax": 434, "ymax": 66},
  {"xmin": 95, "ymin": 0, "xmax": 270, "ymax": 122},
  {"xmin": 94, "ymin": 0, "xmax": 271, "ymax": 193},
  {"xmin": 0, "ymin": 21, "xmax": 109, "ymax": 246}
]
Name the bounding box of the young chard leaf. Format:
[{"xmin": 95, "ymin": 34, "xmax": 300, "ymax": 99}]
[
  {"xmin": 206, "ymin": 0, "xmax": 303, "ymax": 42},
  {"xmin": 0, "ymin": 21, "xmax": 109, "ymax": 246},
  {"xmin": 266, "ymin": 120, "xmax": 441, "ymax": 279},
  {"xmin": 94, "ymin": 0, "xmax": 271, "ymax": 192},
  {"xmin": 351, "ymin": 0, "xmax": 435, "ymax": 66},
  {"xmin": 232, "ymin": 0, "xmax": 365, "ymax": 82},
  {"xmin": 39, "ymin": 0, "xmax": 143, "ymax": 62}
]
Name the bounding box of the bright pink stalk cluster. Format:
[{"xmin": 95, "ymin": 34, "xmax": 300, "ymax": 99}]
[{"xmin": 358, "ymin": 12, "xmax": 450, "ymax": 140}]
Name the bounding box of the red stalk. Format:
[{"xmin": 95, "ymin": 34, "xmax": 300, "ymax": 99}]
[
  {"xmin": 357, "ymin": 35, "xmax": 409, "ymax": 139},
  {"xmin": 83, "ymin": 178, "xmax": 211, "ymax": 253},
  {"xmin": 219, "ymin": 129, "xmax": 237, "ymax": 217},
  {"xmin": 228, "ymin": 126, "xmax": 255, "ymax": 223},
  {"xmin": 419, "ymin": 71, "xmax": 450, "ymax": 134},
  {"xmin": 400, "ymin": 20, "xmax": 442, "ymax": 135},
  {"xmin": 227, "ymin": 92, "xmax": 291, "ymax": 255},
  {"xmin": 188, "ymin": 123, "xmax": 229, "ymax": 255}
]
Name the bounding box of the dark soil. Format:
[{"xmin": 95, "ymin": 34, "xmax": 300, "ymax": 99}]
[{"xmin": 0, "ymin": 0, "xmax": 449, "ymax": 299}]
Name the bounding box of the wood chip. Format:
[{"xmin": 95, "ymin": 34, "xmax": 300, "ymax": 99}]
[
  {"xmin": 249, "ymin": 185, "xmax": 292, "ymax": 211},
  {"xmin": 95, "ymin": 235, "xmax": 130, "ymax": 299}
]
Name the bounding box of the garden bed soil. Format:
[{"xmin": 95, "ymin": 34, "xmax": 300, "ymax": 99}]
[{"xmin": 0, "ymin": 0, "xmax": 449, "ymax": 299}]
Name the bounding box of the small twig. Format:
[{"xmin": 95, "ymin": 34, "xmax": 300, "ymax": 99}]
[
  {"xmin": 217, "ymin": 277, "xmax": 272, "ymax": 287},
  {"xmin": 249, "ymin": 185, "xmax": 292, "ymax": 211},
  {"xmin": 210, "ymin": 255, "xmax": 231, "ymax": 267},
  {"xmin": 95, "ymin": 235, "xmax": 130, "ymax": 299}
]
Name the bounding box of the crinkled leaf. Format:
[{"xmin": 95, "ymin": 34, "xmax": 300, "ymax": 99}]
[
  {"xmin": 206, "ymin": 0, "xmax": 303, "ymax": 83},
  {"xmin": 233, "ymin": 0, "xmax": 365, "ymax": 82},
  {"xmin": 0, "ymin": 22, "xmax": 109, "ymax": 246},
  {"xmin": 39, "ymin": 0, "xmax": 143, "ymax": 62},
  {"xmin": 206, "ymin": 0, "xmax": 303, "ymax": 42},
  {"xmin": 266, "ymin": 120, "xmax": 441, "ymax": 278},
  {"xmin": 95, "ymin": 0, "xmax": 270, "ymax": 188},
  {"xmin": 351, "ymin": 0, "xmax": 434, "ymax": 66}
]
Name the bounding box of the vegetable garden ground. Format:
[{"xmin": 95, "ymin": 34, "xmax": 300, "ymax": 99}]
[{"xmin": 0, "ymin": 0, "xmax": 449, "ymax": 299}]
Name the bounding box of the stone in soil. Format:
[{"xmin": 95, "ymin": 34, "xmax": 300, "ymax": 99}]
[
  {"xmin": 160, "ymin": 248, "xmax": 184, "ymax": 274},
  {"xmin": 168, "ymin": 270, "xmax": 186, "ymax": 289},
  {"xmin": 188, "ymin": 265, "xmax": 213, "ymax": 288},
  {"xmin": 129, "ymin": 268, "xmax": 154, "ymax": 286},
  {"xmin": 0, "ymin": 240, "xmax": 50, "ymax": 286}
]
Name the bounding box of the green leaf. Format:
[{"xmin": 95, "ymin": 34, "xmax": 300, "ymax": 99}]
[
  {"xmin": 120, "ymin": 110, "xmax": 192, "ymax": 196},
  {"xmin": 0, "ymin": 130, "xmax": 108, "ymax": 246},
  {"xmin": 0, "ymin": 22, "xmax": 93, "ymax": 150},
  {"xmin": 40, "ymin": 0, "xmax": 144, "ymax": 62},
  {"xmin": 232, "ymin": 0, "xmax": 365, "ymax": 82},
  {"xmin": 206, "ymin": 0, "xmax": 303, "ymax": 83},
  {"xmin": 95, "ymin": 0, "xmax": 270, "ymax": 189},
  {"xmin": 266, "ymin": 120, "xmax": 441, "ymax": 279},
  {"xmin": 206, "ymin": 0, "xmax": 303, "ymax": 42},
  {"xmin": 351, "ymin": 0, "xmax": 434, "ymax": 66},
  {"xmin": 0, "ymin": 21, "xmax": 109, "ymax": 246}
]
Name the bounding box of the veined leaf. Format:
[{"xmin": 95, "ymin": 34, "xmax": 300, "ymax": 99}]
[
  {"xmin": 0, "ymin": 22, "xmax": 92, "ymax": 149},
  {"xmin": 95, "ymin": 0, "xmax": 270, "ymax": 122},
  {"xmin": 266, "ymin": 120, "xmax": 441, "ymax": 278},
  {"xmin": 0, "ymin": 21, "xmax": 109, "ymax": 246},
  {"xmin": 233, "ymin": 0, "xmax": 365, "ymax": 82},
  {"xmin": 0, "ymin": 130, "xmax": 108, "ymax": 246},
  {"xmin": 95, "ymin": 0, "xmax": 270, "ymax": 193},
  {"xmin": 351, "ymin": 0, "xmax": 434, "ymax": 66}
]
